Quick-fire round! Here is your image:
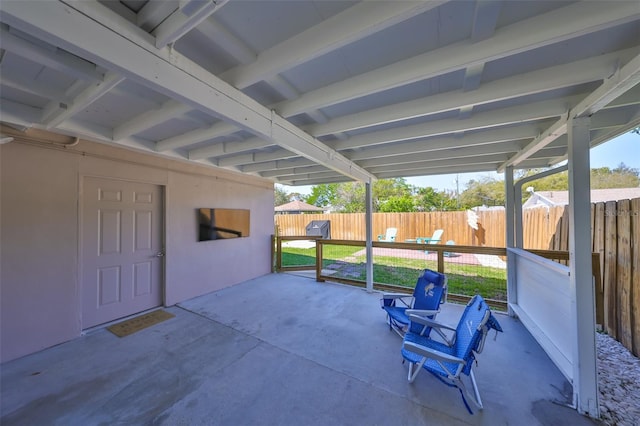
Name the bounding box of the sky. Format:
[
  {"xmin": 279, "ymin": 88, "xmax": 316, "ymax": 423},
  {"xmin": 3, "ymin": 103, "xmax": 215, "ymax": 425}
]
[{"xmin": 281, "ymin": 132, "xmax": 640, "ymax": 195}]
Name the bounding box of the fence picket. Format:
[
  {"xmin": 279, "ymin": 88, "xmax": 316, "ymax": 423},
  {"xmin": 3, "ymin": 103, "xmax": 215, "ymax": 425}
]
[
  {"xmin": 617, "ymin": 200, "xmax": 633, "ymax": 349},
  {"xmin": 631, "ymin": 198, "xmax": 640, "ymax": 356},
  {"xmin": 604, "ymin": 201, "xmax": 619, "ymax": 338}
]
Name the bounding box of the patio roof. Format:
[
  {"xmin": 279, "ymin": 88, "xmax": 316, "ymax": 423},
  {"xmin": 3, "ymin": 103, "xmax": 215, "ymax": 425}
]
[
  {"xmin": 1, "ymin": 273, "xmax": 595, "ymax": 425},
  {"xmin": 1, "ymin": 1, "xmax": 639, "ymax": 185}
]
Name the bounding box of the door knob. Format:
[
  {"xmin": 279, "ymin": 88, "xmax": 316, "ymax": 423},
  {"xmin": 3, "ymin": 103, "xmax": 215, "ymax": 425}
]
[{"xmin": 156, "ymin": 252, "xmax": 165, "ymax": 257}]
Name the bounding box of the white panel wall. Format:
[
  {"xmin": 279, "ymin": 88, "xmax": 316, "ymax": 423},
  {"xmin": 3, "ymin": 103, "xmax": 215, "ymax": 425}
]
[
  {"xmin": 164, "ymin": 171, "xmax": 274, "ymax": 305},
  {"xmin": 508, "ymin": 248, "xmax": 573, "ymax": 381},
  {"xmin": 0, "ymin": 139, "xmax": 274, "ymax": 362},
  {"xmin": 1, "ymin": 145, "xmax": 80, "ymax": 362}
]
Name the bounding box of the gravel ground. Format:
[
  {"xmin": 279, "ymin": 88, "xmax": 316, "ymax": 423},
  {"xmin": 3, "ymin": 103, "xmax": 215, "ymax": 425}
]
[{"xmin": 597, "ymin": 332, "xmax": 640, "ymax": 426}]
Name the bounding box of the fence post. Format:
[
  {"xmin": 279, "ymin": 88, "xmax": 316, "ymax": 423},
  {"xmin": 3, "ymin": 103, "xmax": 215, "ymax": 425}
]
[
  {"xmin": 505, "ymin": 166, "xmax": 517, "ymax": 317},
  {"xmin": 365, "ymin": 182, "xmax": 373, "ymax": 292},
  {"xmin": 567, "ymin": 115, "xmax": 598, "ymax": 417}
]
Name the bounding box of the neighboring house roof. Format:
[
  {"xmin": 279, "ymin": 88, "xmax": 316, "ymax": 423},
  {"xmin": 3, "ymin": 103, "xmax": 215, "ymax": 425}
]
[
  {"xmin": 275, "ymin": 200, "xmax": 324, "ymax": 213},
  {"xmin": 523, "ymin": 188, "xmax": 640, "ymax": 208}
]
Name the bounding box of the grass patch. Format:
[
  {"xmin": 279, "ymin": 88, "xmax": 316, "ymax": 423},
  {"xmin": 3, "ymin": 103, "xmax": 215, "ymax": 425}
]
[
  {"xmin": 278, "ymin": 243, "xmax": 506, "ymax": 303},
  {"xmin": 280, "ymin": 244, "xmax": 362, "ymax": 267}
]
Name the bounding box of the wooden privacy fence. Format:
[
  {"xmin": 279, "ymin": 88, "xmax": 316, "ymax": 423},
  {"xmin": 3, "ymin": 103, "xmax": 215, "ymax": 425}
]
[
  {"xmin": 546, "ymin": 198, "xmax": 640, "ymax": 358},
  {"xmin": 275, "ymin": 197, "xmax": 639, "ymax": 356},
  {"xmin": 275, "ymin": 211, "xmax": 505, "ymax": 247}
]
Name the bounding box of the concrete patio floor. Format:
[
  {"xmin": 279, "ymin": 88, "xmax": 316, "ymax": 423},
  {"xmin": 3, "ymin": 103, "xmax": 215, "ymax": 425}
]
[{"xmin": 1, "ymin": 273, "xmax": 598, "ymax": 425}]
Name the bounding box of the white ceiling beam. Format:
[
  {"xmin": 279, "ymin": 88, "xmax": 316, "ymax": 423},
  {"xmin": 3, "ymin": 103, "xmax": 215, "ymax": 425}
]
[
  {"xmin": 0, "ymin": 69, "xmax": 73, "ymax": 103},
  {"xmin": 499, "ymin": 52, "xmax": 640, "ymax": 171},
  {"xmin": 306, "ymin": 49, "xmax": 633, "ymax": 137},
  {"xmin": 153, "ymin": 0, "xmax": 228, "ymax": 48},
  {"xmin": 462, "ymin": 0, "xmax": 502, "ymax": 92},
  {"xmin": 221, "ymin": 1, "xmax": 448, "ymax": 89},
  {"xmin": 241, "ymin": 157, "xmax": 314, "ymax": 173},
  {"xmin": 0, "ymin": 24, "xmax": 102, "ymax": 81},
  {"xmin": 591, "ymin": 106, "xmax": 640, "ymax": 130},
  {"xmin": 463, "ymin": 63, "xmax": 485, "ymax": 92},
  {"xmin": 528, "ymin": 147, "xmax": 568, "ymax": 160},
  {"xmin": 279, "ymin": 175, "xmax": 349, "ymax": 186},
  {"xmin": 194, "ymin": 19, "xmax": 255, "ymax": 64},
  {"xmin": 572, "ymin": 53, "xmax": 640, "ymax": 118},
  {"xmin": 498, "ymin": 115, "xmax": 569, "ymax": 172},
  {"xmin": 470, "ymin": 0, "xmax": 502, "ymax": 42},
  {"xmin": 272, "ymin": 171, "xmax": 340, "ymax": 183},
  {"xmin": 0, "ymin": 99, "xmax": 42, "ymax": 125},
  {"xmin": 347, "ymin": 125, "xmax": 538, "ymax": 161},
  {"xmin": 137, "ymin": 0, "xmax": 179, "ymax": 32},
  {"xmin": 603, "ymin": 84, "xmax": 640, "ymax": 109},
  {"xmin": 334, "ymin": 97, "xmax": 577, "ymax": 151},
  {"xmin": 155, "ymin": 122, "xmax": 238, "ymax": 151},
  {"xmin": 42, "ymin": 71, "xmax": 125, "ymax": 128},
  {"xmin": 259, "ymin": 165, "xmax": 328, "ymax": 179},
  {"xmin": 266, "ymin": 76, "xmax": 300, "ymax": 102},
  {"xmin": 549, "ymin": 109, "xmax": 640, "ymax": 168},
  {"xmin": 2, "ymin": 1, "xmax": 373, "ymax": 181},
  {"xmin": 217, "ymin": 148, "xmax": 302, "ymax": 168},
  {"xmin": 375, "ymin": 164, "xmax": 499, "ymax": 180},
  {"xmin": 367, "ymin": 153, "xmax": 511, "ymax": 174},
  {"xmin": 276, "ymin": 1, "xmax": 639, "ymax": 117},
  {"xmin": 216, "ymin": 152, "xmax": 255, "ymax": 167},
  {"xmin": 188, "ymin": 137, "xmax": 273, "ymax": 160},
  {"xmin": 357, "ymin": 141, "xmax": 523, "ymax": 168},
  {"xmin": 113, "ymin": 100, "xmax": 192, "ymax": 140}
]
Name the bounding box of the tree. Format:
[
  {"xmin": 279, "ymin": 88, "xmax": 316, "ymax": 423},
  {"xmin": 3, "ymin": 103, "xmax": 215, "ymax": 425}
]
[
  {"xmin": 274, "ymin": 185, "xmax": 291, "ymax": 206},
  {"xmin": 335, "ymin": 181, "xmax": 366, "ymax": 212},
  {"xmin": 304, "ymin": 178, "xmax": 415, "ymax": 212},
  {"xmin": 591, "ymin": 163, "xmax": 640, "ymax": 188},
  {"xmin": 305, "ymin": 183, "xmax": 338, "ymax": 207},
  {"xmin": 378, "ymin": 195, "xmax": 416, "ymax": 212},
  {"xmin": 459, "ymin": 176, "xmax": 505, "ymax": 208},
  {"xmin": 414, "ymin": 187, "xmax": 458, "ymax": 211},
  {"xmin": 459, "ymin": 163, "xmax": 639, "ymax": 208},
  {"xmin": 523, "ymin": 163, "xmax": 639, "ymax": 195}
]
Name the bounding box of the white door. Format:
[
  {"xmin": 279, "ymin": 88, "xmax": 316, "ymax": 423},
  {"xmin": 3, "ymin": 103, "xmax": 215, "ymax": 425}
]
[{"xmin": 82, "ymin": 177, "xmax": 163, "ymax": 328}]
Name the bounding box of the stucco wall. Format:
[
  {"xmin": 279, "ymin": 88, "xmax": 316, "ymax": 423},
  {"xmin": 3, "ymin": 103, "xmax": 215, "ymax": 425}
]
[{"xmin": 1, "ymin": 139, "xmax": 274, "ymax": 363}]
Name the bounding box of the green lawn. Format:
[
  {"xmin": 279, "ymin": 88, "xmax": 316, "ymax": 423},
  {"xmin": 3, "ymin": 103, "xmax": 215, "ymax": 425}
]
[
  {"xmin": 280, "ymin": 245, "xmax": 362, "ymax": 267},
  {"xmin": 279, "ymin": 244, "xmax": 506, "ymax": 303}
]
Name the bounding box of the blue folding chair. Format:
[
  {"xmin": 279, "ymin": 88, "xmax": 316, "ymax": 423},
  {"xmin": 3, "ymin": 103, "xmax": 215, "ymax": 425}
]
[
  {"xmin": 380, "ymin": 269, "xmax": 447, "ymax": 337},
  {"xmin": 401, "ymin": 295, "xmax": 503, "ymax": 414}
]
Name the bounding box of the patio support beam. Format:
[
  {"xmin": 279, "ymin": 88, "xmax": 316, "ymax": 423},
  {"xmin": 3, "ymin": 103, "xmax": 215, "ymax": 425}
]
[
  {"xmin": 306, "ymin": 49, "xmax": 634, "ymax": 137},
  {"xmin": 42, "ymin": 71, "xmax": 125, "ymax": 128},
  {"xmin": 0, "ymin": 0, "xmax": 374, "ymax": 183},
  {"xmin": 334, "ymin": 97, "xmax": 575, "ymax": 151},
  {"xmin": 504, "ymin": 166, "xmax": 516, "ymax": 316},
  {"xmin": 220, "ymin": 1, "xmax": 447, "ymax": 89},
  {"xmin": 365, "ymin": 182, "xmax": 373, "ymax": 293},
  {"xmin": 275, "ymin": 1, "xmax": 638, "ymax": 118},
  {"xmin": 112, "ymin": 100, "xmax": 192, "ymax": 141},
  {"xmin": 152, "ymin": 0, "xmax": 227, "ymax": 48},
  {"xmin": 567, "ymin": 116, "xmax": 599, "ymax": 418},
  {"xmin": 499, "ymin": 52, "xmax": 640, "ymax": 171}
]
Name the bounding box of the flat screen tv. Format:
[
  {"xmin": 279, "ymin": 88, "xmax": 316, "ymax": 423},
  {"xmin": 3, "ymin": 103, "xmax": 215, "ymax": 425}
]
[{"xmin": 198, "ymin": 208, "xmax": 250, "ymax": 241}]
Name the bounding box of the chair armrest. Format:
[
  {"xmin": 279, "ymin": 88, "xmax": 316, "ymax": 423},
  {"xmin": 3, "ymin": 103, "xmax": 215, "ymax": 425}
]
[
  {"xmin": 382, "ymin": 293, "xmax": 412, "ymax": 300},
  {"xmin": 403, "ymin": 341, "xmax": 465, "ymax": 365},
  {"xmin": 407, "ymin": 314, "xmax": 456, "ymax": 332},
  {"xmin": 405, "ymin": 309, "xmax": 439, "ymax": 317}
]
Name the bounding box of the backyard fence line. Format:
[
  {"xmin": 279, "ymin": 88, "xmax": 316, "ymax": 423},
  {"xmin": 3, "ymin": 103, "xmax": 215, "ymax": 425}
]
[{"xmin": 274, "ymin": 196, "xmax": 639, "ymax": 357}]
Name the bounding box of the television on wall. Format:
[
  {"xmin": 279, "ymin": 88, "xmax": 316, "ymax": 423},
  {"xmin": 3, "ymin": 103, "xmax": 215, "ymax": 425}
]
[{"xmin": 197, "ymin": 208, "xmax": 250, "ymax": 241}]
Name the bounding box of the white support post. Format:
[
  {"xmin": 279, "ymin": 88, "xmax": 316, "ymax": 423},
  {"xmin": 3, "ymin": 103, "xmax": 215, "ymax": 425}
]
[
  {"xmin": 365, "ymin": 181, "xmax": 373, "ymax": 293},
  {"xmin": 567, "ymin": 116, "xmax": 599, "ymax": 418},
  {"xmin": 504, "ymin": 166, "xmax": 517, "ymax": 315}
]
